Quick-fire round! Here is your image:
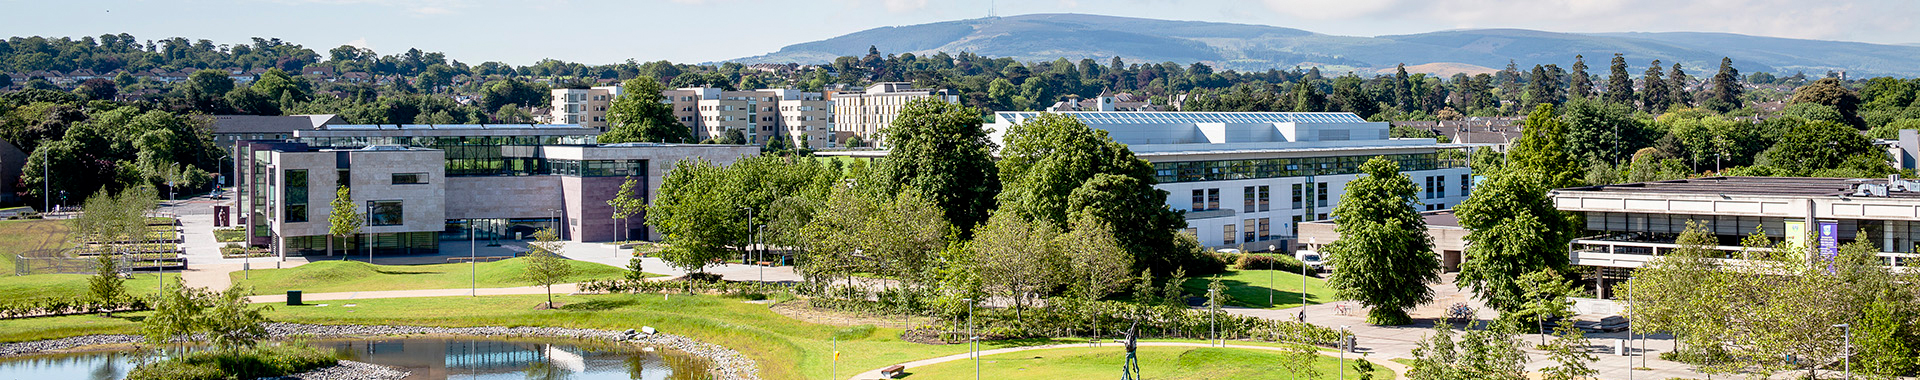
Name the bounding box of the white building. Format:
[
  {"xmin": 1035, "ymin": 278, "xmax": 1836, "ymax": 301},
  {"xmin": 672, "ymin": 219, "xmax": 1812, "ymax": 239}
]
[
  {"xmin": 986, "ymin": 111, "xmax": 1473, "ymax": 250},
  {"xmin": 828, "ymin": 82, "xmax": 956, "ymax": 146}
]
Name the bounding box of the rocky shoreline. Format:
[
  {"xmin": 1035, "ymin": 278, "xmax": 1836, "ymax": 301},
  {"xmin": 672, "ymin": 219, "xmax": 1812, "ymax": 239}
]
[
  {"xmin": 266, "ymin": 360, "xmax": 410, "ymax": 380},
  {"xmin": 0, "ymin": 323, "xmax": 759, "ymax": 380}
]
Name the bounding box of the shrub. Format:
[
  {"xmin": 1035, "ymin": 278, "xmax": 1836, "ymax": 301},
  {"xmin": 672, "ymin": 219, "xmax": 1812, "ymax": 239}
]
[
  {"xmin": 1235, "ymin": 254, "xmax": 1306, "ymax": 273},
  {"xmin": 126, "ymin": 343, "xmax": 337, "ymax": 380}
]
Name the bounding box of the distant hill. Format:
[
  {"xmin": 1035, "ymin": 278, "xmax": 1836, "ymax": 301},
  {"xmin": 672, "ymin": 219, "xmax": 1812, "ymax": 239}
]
[
  {"xmin": 1373, "ymin": 62, "xmax": 1499, "ymax": 77},
  {"xmin": 733, "ymin": 13, "xmax": 1920, "ymax": 77}
]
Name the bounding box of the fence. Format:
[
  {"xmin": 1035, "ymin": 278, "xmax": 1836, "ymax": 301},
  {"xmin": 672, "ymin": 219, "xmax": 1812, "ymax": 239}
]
[{"xmin": 11, "ymin": 254, "xmax": 184, "ymax": 275}]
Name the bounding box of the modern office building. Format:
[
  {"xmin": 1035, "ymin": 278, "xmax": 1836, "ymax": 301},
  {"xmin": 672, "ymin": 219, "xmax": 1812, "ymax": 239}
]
[
  {"xmin": 233, "ymin": 124, "xmax": 758, "ymax": 258},
  {"xmin": 552, "ymin": 85, "xmax": 833, "ymax": 147},
  {"xmin": 984, "ymin": 111, "xmax": 1473, "ymax": 250},
  {"xmin": 662, "ymin": 88, "xmax": 833, "ymax": 146},
  {"xmin": 828, "ymin": 82, "xmax": 957, "ymax": 146},
  {"xmin": 1552, "ymin": 176, "xmax": 1920, "ymax": 296},
  {"xmin": 550, "ymin": 86, "xmax": 621, "ymax": 131},
  {"xmin": 1298, "ymin": 209, "xmax": 1470, "ymax": 271}
]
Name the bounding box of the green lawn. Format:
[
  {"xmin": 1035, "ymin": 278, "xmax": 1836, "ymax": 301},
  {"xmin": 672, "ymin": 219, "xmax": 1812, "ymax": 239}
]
[
  {"xmin": 228, "ymin": 258, "xmax": 640, "ymax": 295},
  {"xmin": 905, "ymin": 345, "xmax": 1394, "ymax": 379},
  {"xmin": 0, "ymin": 219, "xmax": 73, "ymax": 273},
  {"xmin": 1183, "ymin": 269, "xmax": 1339, "ymax": 309},
  {"xmin": 0, "ymin": 272, "xmax": 182, "ymax": 303}
]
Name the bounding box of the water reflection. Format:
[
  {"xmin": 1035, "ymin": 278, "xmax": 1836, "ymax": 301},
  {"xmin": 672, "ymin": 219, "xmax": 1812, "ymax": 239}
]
[{"xmin": 0, "ymin": 337, "xmax": 706, "ymax": 380}]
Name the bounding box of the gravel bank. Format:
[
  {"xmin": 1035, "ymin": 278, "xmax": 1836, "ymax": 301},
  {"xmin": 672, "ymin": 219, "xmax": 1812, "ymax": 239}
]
[{"xmin": 0, "ymin": 323, "xmax": 758, "ymax": 380}]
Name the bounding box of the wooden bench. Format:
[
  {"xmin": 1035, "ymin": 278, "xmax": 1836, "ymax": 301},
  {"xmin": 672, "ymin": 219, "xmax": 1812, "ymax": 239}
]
[{"xmin": 880, "ymin": 365, "xmax": 906, "ymax": 378}]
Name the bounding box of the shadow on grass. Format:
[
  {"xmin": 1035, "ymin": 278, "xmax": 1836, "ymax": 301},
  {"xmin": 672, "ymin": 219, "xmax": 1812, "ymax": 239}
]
[
  {"xmin": 371, "ymin": 268, "xmax": 440, "ymax": 275},
  {"xmin": 1180, "ymin": 277, "xmax": 1323, "ymax": 308},
  {"xmin": 562, "ymin": 299, "xmax": 639, "ymax": 311}
]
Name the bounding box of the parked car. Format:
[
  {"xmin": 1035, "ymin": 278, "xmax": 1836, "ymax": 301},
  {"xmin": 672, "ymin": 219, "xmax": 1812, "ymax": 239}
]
[{"xmin": 1295, "ymin": 250, "xmax": 1327, "ymax": 272}]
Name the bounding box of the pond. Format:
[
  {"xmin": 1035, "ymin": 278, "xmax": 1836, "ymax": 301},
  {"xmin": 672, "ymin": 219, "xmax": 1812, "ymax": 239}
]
[{"xmin": 0, "ymin": 336, "xmax": 711, "ymax": 380}]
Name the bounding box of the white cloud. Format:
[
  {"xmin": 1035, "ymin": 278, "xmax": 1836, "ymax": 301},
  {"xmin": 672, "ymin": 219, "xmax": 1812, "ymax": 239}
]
[{"xmin": 881, "ymin": 0, "xmax": 928, "ymax": 12}]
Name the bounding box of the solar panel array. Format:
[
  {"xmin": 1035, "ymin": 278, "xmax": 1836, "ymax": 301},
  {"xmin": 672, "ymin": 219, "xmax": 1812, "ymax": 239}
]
[{"xmin": 997, "ymin": 112, "xmax": 1367, "ymax": 124}]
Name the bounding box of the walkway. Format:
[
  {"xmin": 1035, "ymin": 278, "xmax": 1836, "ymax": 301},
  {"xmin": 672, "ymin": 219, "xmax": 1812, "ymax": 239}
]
[
  {"xmin": 845, "ymin": 341, "xmax": 1408, "ymax": 380},
  {"xmin": 244, "ymin": 283, "xmax": 581, "ymax": 303}
]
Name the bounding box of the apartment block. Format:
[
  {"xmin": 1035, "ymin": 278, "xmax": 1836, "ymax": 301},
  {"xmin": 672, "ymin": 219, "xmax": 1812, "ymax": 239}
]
[
  {"xmin": 554, "ymin": 85, "xmax": 833, "ymax": 147},
  {"xmin": 828, "ymin": 82, "xmax": 957, "ymax": 146},
  {"xmin": 550, "ymin": 86, "xmax": 621, "ymax": 131}
]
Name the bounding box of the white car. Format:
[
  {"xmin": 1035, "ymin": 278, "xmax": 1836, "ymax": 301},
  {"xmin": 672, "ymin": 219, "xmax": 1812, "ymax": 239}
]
[{"xmin": 1295, "ymin": 250, "xmax": 1327, "ymax": 272}]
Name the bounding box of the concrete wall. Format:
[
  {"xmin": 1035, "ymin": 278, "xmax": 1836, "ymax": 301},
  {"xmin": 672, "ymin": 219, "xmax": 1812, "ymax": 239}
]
[{"xmin": 444, "ymin": 176, "xmax": 563, "ymax": 220}]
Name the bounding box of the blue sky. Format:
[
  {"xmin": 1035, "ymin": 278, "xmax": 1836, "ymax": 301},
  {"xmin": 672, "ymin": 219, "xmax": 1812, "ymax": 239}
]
[{"xmin": 3, "ymin": 0, "xmax": 1916, "ymax": 66}]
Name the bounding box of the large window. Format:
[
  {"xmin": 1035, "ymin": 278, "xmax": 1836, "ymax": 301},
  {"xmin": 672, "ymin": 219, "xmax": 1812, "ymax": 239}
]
[
  {"xmin": 1151, "ymin": 153, "xmax": 1465, "ymax": 183},
  {"xmin": 368, "ymin": 200, "xmax": 403, "ymax": 226},
  {"xmin": 284, "ymin": 170, "xmax": 308, "ymax": 223},
  {"xmin": 1222, "ymin": 224, "xmax": 1236, "ymax": 246},
  {"xmin": 1244, "ymin": 187, "xmax": 1256, "ymax": 213},
  {"xmin": 1292, "ymin": 184, "xmax": 1303, "ymax": 209},
  {"xmin": 1243, "ymin": 219, "xmax": 1257, "ymax": 243},
  {"xmin": 1258, "ymin": 185, "xmax": 1270, "ymax": 212},
  {"xmin": 549, "ymin": 159, "xmax": 648, "ymax": 177},
  {"xmin": 1436, "ymin": 176, "xmax": 1447, "ymax": 198},
  {"xmin": 1316, "ymin": 183, "xmax": 1329, "ymax": 207},
  {"xmin": 392, "ymin": 173, "xmax": 426, "ymax": 185}
]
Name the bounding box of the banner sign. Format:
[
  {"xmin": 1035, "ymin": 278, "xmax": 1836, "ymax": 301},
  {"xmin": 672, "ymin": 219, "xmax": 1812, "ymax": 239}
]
[
  {"xmin": 1819, "ymin": 221, "xmax": 1840, "ymax": 260},
  {"xmin": 1784, "ymin": 220, "xmax": 1806, "ymax": 250}
]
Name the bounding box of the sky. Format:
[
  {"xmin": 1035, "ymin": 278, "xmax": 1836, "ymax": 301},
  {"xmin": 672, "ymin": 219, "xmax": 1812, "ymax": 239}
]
[{"xmin": 3, "ymin": 0, "xmax": 1917, "ymax": 66}]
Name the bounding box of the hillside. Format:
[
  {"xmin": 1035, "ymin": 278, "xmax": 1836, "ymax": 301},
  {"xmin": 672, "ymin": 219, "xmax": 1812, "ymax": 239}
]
[{"xmin": 733, "ymin": 13, "xmax": 1920, "ymax": 77}]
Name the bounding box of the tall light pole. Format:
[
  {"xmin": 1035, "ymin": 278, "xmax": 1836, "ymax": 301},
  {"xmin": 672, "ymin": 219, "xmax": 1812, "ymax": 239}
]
[
  {"xmin": 365, "ymin": 202, "xmax": 374, "ymax": 264},
  {"xmin": 1627, "ymin": 276, "xmax": 1634, "ymax": 380},
  {"xmin": 1208, "ymin": 288, "xmax": 1219, "ymax": 347},
  {"xmin": 739, "ymin": 207, "xmax": 753, "ymax": 265},
  {"xmin": 963, "ymin": 297, "xmax": 977, "ymax": 380},
  {"xmin": 756, "ymin": 224, "xmax": 767, "ymax": 282},
  {"xmin": 1268, "ymin": 244, "xmax": 1276, "ymax": 308},
  {"xmin": 1339, "ymin": 325, "xmax": 1350, "ymax": 380},
  {"xmin": 1834, "ymin": 323, "xmax": 1851, "ymax": 380},
  {"xmin": 470, "ymin": 220, "xmax": 477, "ymax": 296}
]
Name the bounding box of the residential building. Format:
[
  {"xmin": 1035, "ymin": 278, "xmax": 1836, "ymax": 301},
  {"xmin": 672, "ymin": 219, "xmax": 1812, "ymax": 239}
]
[
  {"xmin": 550, "ymin": 86, "xmax": 622, "ymax": 131},
  {"xmin": 662, "ymin": 88, "xmax": 833, "ymax": 146},
  {"xmin": 982, "ymin": 111, "xmax": 1474, "ymax": 250},
  {"xmin": 1045, "ymin": 93, "xmax": 1163, "ymax": 112},
  {"xmin": 828, "ymin": 82, "xmax": 957, "ymax": 146},
  {"xmin": 233, "ymin": 124, "xmax": 757, "ymax": 258},
  {"xmin": 1551, "ymin": 176, "xmax": 1920, "ymax": 297}
]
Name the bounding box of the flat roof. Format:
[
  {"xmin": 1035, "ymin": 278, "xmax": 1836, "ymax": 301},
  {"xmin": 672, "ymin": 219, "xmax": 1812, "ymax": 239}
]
[
  {"xmin": 1302, "ymin": 209, "xmax": 1463, "ymax": 229},
  {"xmin": 995, "ymin": 111, "xmax": 1368, "ymax": 125},
  {"xmin": 1555, "ymin": 176, "xmax": 1917, "ymax": 198}
]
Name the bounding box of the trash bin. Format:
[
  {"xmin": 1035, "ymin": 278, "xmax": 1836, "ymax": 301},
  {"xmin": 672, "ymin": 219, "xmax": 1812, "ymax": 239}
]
[{"xmin": 287, "ymin": 290, "xmax": 302, "ymax": 306}]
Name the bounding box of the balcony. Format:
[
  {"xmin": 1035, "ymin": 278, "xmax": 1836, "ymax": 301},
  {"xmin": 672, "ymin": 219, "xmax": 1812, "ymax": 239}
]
[{"xmin": 1570, "ymin": 233, "xmax": 1920, "ymax": 269}]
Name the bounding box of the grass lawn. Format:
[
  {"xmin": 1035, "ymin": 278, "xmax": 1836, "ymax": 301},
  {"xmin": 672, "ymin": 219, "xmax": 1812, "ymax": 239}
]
[
  {"xmin": 0, "ymin": 219, "xmax": 73, "ymax": 273},
  {"xmin": 1182, "ymin": 269, "xmax": 1339, "ymax": 309},
  {"xmin": 229, "ymin": 258, "xmax": 643, "ymax": 295},
  {"xmin": 0, "ymin": 272, "xmax": 182, "ymax": 303},
  {"xmin": 905, "ymin": 345, "xmax": 1395, "ymax": 379}
]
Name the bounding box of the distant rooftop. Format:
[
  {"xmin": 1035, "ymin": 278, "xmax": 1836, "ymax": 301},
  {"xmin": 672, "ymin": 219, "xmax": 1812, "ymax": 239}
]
[
  {"xmin": 1556, "ymin": 176, "xmax": 1920, "ymax": 198},
  {"xmin": 995, "ymin": 111, "xmax": 1368, "ymax": 125},
  {"xmin": 318, "ymin": 124, "xmax": 591, "ymax": 131}
]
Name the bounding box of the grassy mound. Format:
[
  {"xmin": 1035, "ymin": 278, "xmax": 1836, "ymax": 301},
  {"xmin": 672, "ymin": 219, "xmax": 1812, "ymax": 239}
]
[
  {"xmin": 126, "ymin": 343, "xmax": 337, "ymax": 380},
  {"xmin": 231, "ymin": 258, "xmax": 635, "ymax": 294},
  {"xmin": 1181, "ymin": 269, "xmax": 1338, "ymax": 309}
]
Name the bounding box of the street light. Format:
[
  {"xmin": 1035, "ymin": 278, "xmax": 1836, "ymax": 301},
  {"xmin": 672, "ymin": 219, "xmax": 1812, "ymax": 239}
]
[
  {"xmin": 1267, "ymin": 244, "xmax": 1276, "ymax": 308},
  {"xmin": 755, "ymin": 224, "xmax": 767, "ymax": 283},
  {"xmin": 1339, "ymin": 325, "xmax": 1351, "ymax": 380},
  {"xmin": 1834, "ymin": 323, "xmax": 1851, "ymax": 380},
  {"xmin": 962, "ymin": 297, "xmax": 977, "ymax": 380},
  {"xmin": 1627, "ymin": 276, "xmax": 1635, "ymax": 380},
  {"xmin": 470, "ymin": 220, "xmax": 477, "ymax": 296},
  {"xmin": 1208, "ymin": 288, "xmax": 1219, "ymax": 347}
]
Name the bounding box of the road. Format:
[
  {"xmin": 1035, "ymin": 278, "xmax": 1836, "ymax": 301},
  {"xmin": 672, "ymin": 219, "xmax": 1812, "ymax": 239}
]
[{"xmin": 844, "ymin": 341, "xmax": 1410, "ymax": 380}]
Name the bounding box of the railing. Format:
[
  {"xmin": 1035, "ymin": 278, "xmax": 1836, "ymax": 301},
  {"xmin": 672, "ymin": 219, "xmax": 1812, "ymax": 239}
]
[{"xmin": 1571, "ymin": 237, "xmax": 1920, "ymax": 269}]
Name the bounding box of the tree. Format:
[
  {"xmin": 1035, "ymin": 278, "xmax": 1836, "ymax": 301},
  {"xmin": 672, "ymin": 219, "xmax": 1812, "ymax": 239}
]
[
  {"xmin": 203, "ymin": 284, "xmax": 271, "ymax": 351},
  {"xmin": 1604, "ymin": 54, "xmax": 1635, "ymax": 105},
  {"xmin": 607, "ymin": 176, "xmax": 644, "ymax": 242},
  {"xmin": 1702, "ymin": 58, "xmax": 1744, "ymax": 113},
  {"xmin": 326, "ymin": 186, "xmax": 360, "ymax": 257},
  {"xmin": 1567, "ymin": 55, "xmax": 1592, "ymax": 99},
  {"xmin": 1539, "ymin": 325, "xmax": 1598, "ymax": 380},
  {"xmin": 995, "ymin": 113, "xmax": 1199, "ymax": 276},
  {"xmin": 1561, "ymin": 98, "xmax": 1646, "ymax": 166},
  {"xmin": 522, "ymin": 227, "xmax": 575, "ymax": 308},
  {"xmin": 649, "ymin": 159, "xmax": 734, "ymax": 274},
  {"xmin": 1789, "ymin": 77, "xmax": 1864, "ymax": 127},
  {"xmin": 1407, "ymin": 323, "xmax": 1461, "ymax": 380},
  {"xmin": 1277, "ymin": 343, "xmax": 1324, "ymax": 380},
  {"xmin": 1324, "ymin": 157, "xmax": 1438, "ymax": 325},
  {"xmin": 878, "ymin": 98, "xmax": 1000, "ymax": 236},
  {"xmin": 88, "ymin": 254, "xmax": 126, "ymax": 315},
  {"xmin": 1511, "ymin": 269, "xmax": 1577, "ymax": 345},
  {"xmin": 1455, "ymin": 170, "xmax": 1579, "ymax": 314},
  {"xmin": 602, "ymin": 78, "xmax": 692, "ymax": 143},
  {"xmin": 1764, "ymin": 120, "xmax": 1877, "ymax": 175},
  {"xmin": 1666, "ymin": 63, "xmax": 1691, "ymax": 109},
  {"xmin": 970, "ymin": 210, "xmax": 1066, "ymax": 316},
  {"xmin": 1511, "ymin": 104, "xmax": 1582, "ymax": 186},
  {"xmin": 1522, "ymin": 65, "xmax": 1561, "ymax": 109},
  {"xmin": 1640, "ymin": 60, "xmax": 1669, "ymax": 112}
]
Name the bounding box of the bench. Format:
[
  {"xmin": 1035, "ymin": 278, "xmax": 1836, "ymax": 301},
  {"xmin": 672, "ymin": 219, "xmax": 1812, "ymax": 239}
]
[{"xmin": 880, "ymin": 365, "xmax": 906, "ymax": 378}]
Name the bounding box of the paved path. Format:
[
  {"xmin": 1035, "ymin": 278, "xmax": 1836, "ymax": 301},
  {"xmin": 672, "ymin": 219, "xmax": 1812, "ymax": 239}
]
[
  {"xmin": 245, "ymin": 283, "xmax": 582, "ymax": 303},
  {"xmin": 845, "ymin": 341, "xmax": 1408, "ymax": 380}
]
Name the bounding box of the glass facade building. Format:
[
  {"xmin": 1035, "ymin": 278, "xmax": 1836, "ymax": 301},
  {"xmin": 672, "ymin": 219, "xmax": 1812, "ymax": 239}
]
[{"xmin": 1152, "ymin": 153, "xmax": 1466, "ymax": 183}]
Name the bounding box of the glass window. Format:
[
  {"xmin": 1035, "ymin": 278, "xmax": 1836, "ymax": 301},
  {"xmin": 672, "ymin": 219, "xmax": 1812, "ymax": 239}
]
[
  {"xmin": 1192, "ymin": 190, "xmax": 1205, "ymax": 211},
  {"xmin": 1258, "ymin": 185, "xmax": 1270, "ymax": 212},
  {"xmin": 1243, "ymin": 187, "xmax": 1256, "ymax": 213},
  {"xmin": 368, "ymin": 200, "xmax": 403, "ymax": 226},
  {"xmin": 1292, "ymin": 184, "xmax": 1303, "ymax": 209},
  {"xmin": 284, "ymin": 170, "xmax": 308, "ymax": 223},
  {"xmin": 392, "ymin": 173, "xmax": 426, "ymax": 185},
  {"xmin": 1436, "ymin": 176, "xmax": 1446, "ymax": 198},
  {"xmin": 1207, "ymin": 189, "xmax": 1220, "ymax": 211},
  {"xmin": 336, "ymin": 169, "xmax": 350, "ymax": 188},
  {"xmin": 1243, "ymin": 219, "xmax": 1257, "ymax": 243},
  {"xmin": 1223, "ymin": 224, "xmax": 1236, "ymax": 246},
  {"xmin": 1259, "ymin": 218, "xmax": 1271, "ymax": 239},
  {"xmin": 1461, "ymin": 174, "xmax": 1471, "ymax": 197},
  {"xmin": 1317, "ymin": 183, "xmax": 1329, "ymax": 208}
]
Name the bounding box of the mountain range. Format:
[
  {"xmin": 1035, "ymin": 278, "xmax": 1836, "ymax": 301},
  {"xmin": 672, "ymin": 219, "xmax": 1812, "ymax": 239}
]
[{"xmin": 731, "ymin": 13, "xmax": 1920, "ymax": 78}]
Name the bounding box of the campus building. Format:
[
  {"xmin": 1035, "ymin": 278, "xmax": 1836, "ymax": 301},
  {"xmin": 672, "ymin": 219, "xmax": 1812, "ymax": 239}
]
[
  {"xmin": 983, "ymin": 111, "xmax": 1473, "ymax": 250},
  {"xmin": 828, "ymin": 82, "xmax": 957, "ymax": 146},
  {"xmin": 552, "ymin": 86, "xmax": 834, "ymax": 146},
  {"xmin": 233, "ymin": 124, "xmax": 757, "ymax": 258},
  {"xmin": 1551, "ymin": 176, "xmax": 1920, "ymax": 296}
]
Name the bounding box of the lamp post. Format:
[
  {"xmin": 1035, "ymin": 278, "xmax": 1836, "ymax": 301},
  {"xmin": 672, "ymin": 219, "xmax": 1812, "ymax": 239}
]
[
  {"xmin": 470, "ymin": 220, "xmax": 477, "ymax": 296},
  {"xmin": 1627, "ymin": 275, "xmax": 1634, "ymax": 380},
  {"xmin": 1208, "ymin": 288, "xmax": 1219, "ymax": 347},
  {"xmin": 756, "ymin": 224, "xmax": 767, "ymax": 282},
  {"xmin": 1339, "ymin": 325, "xmax": 1350, "ymax": 380},
  {"xmin": 1304, "ymin": 237, "xmax": 1314, "ymax": 320},
  {"xmin": 1834, "ymin": 323, "xmax": 1851, "ymax": 380},
  {"xmin": 963, "ymin": 297, "xmax": 977, "ymax": 380},
  {"xmin": 365, "ymin": 202, "xmax": 374, "ymax": 264},
  {"xmin": 1268, "ymin": 244, "xmax": 1276, "ymax": 308},
  {"xmin": 739, "ymin": 207, "xmax": 753, "ymax": 265}
]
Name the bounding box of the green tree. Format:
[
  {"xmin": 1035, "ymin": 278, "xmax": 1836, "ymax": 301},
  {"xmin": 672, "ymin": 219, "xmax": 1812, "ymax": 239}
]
[
  {"xmin": 1789, "ymin": 77, "xmax": 1864, "ymax": 127},
  {"xmin": 1325, "ymin": 157, "xmax": 1438, "ymax": 325},
  {"xmin": 1510, "ymin": 269, "xmax": 1577, "ymax": 345},
  {"xmin": 602, "ymin": 78, "xmax": 692, "ymax": 143},
  {"xmin": 522, "ymin": 227, "xmax": 575, "ymax": 308},
  {"xmin": 1539, "ymin": 325, "xmax": 1597, "ymax": 380},
  {"xmin": 141, "ymin": 282, "xmax": 213, "ymax": 349},
  {"xmin": 1567, "ymin": 55, "xmax": 1592, "ymax": 99},
  {"xmin": 1454, "ymin": 170, "xmax": 1578, "ymax": 314},
  {"xmin": 88, "ymin": 254, "xmax": 126, "ymax": 315},
  {"xmin": 1702, "ymin": 57, "xmax": 1744, "ymax": 113},
  {"xmin": 649, "ymin": 159, "xmax": 733, "ymax": 273},
  {"xmin": 1666, "ymin": 63, "xmax": 1691, "ymax": 109},
  {"xmin": 1604, "ymin": 54, "xmax": 1635, "ymax": 106},
  {"xmin": 1763, "ymin": 120, "xmax": 1877, "ymax": 175},
  {"xmin": 326, "ymin": 186, "xmax": 360, "ymax": 257},
  {"xmin": 606, "ymin": 176, "xmax": 644, "ymax": 242},
  {"xmin": 878, "ymin": 98, "xmax": 1000, "ymax": 236},
  {"xmin": 1561, "ymin": 98, "xmax": 1646, "ymax": 166},
  {"xmin": 995, "ymin": 113, "xmax": 1198, "ymax": 276},
  {"xmin": 1507, "ymin": 104, "xmax": 1581, "ymax": 188},
  {"xmin": 1640, "ymin": 60, "xmax": 1670, "ymax": 112},
  {"xmin": 1277, "ymin": 343, "xmax": 1324, "ymax": 380},
  {"xmin": 203, "ymin": 284, "xmax": 271, "ymax": 351},
  {"xmin": 1407, "ymin": 323, "xmax": 1460, "ymax": 380}
]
